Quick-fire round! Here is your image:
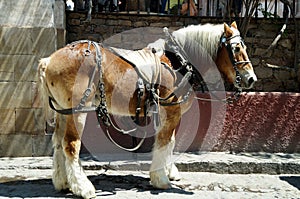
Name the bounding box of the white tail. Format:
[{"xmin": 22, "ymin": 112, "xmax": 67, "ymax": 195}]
[{"xmin": 38, "ymin": 57, "xmax": 56, "ymax": 129}]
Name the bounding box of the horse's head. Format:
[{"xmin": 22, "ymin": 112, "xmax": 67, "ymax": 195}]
[{"xmin": 216, "ymin": 22, "xmax": 257, "ymax": 89}]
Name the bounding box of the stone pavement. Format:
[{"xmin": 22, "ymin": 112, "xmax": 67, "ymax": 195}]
[{"xmin": 0, "ymin": 152, "xmax": 300, "ymax": 198}]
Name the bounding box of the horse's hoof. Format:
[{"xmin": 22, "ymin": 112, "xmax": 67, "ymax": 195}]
[
  {"xmin": 53, "ymin": 179, "xmax": 69, "ymax": 192},
  {"xmin": 81, "ymin": 188, "xmax": 96, "ymax": 199},
  {"xmin": 169, "ymin": 173, "xmax": 181, "ymax": 181},
  {"xmin": 168, "ymin": 164, "xmax": 181, "ymax": 181},
  {"xmin": 69, "ymin": 180, "xmax": 96, "ymax": 199},
  {"xmin": 154, "ymin": 182, "xmax": 172, "ymax": 190},
  {"xmin": 150, "ymin": 170, "xmax": 172, "ymax": 190}
]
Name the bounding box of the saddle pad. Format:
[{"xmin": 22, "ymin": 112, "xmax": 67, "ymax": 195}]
[{"xmin": 110, "ymin": 47, "xmax": 161, "ymax": 84}]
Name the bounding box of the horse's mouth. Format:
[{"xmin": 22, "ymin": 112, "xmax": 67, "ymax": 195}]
[{"xmin": 235, "ymin": 73, "xmax": 257, "ymax": 90}]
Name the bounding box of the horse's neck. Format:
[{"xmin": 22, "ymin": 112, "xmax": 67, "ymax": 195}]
[{"xmin": 173, "ymin": 24, "xmax": 224, "ymax": 58}]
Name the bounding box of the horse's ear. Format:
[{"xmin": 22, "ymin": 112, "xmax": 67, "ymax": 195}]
[
  {"xmin": 224, "ymin": 23, "xmax": 233, "ymax": 37},
  {"xmin": 231, "ymin": 21, "xmax": 237, "ymax": 29}
]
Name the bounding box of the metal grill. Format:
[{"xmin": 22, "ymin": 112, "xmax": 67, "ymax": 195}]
[{"xmin": 65, "ymin": 0, "xmax": 298, "ymax": 18}]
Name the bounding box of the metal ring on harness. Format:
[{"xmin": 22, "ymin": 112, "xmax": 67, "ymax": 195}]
[{"xmin": 85, "ymin": 49, "xmax": 91, "ymax": 56}]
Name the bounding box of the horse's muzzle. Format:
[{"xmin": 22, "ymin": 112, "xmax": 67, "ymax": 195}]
[{"xmin": 242, "ymin": 72, "xmax": 257, "ymax": 89}]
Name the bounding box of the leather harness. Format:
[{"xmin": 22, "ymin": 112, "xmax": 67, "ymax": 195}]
[{"xmin": 48, "ymin": 25, "xmax": 247, "ymax": 151}]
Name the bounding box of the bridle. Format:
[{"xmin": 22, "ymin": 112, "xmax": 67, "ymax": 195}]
[
  {"xmin": 198, "ymin": 32, "xmax": 253, "ymax": 103},
  {"xmin": 220, "ymin": 34, "xmax": 251, "ymax": 89},
  {"xmin": 163, "ymin": 27, "xmax": 251, "ymax": 104}
]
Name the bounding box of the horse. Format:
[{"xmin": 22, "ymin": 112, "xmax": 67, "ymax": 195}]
[{"xmin": 38, "ymin": 21, "xmax": 257, "ymax": 198}]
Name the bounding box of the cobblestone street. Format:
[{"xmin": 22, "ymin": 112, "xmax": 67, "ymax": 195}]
[{"xmin": 0, "ymin": 153, "xmax": 299, "ymax": 198}]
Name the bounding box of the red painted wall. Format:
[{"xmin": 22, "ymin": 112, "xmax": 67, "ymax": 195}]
[
  {"xmin": 212, "ymin": 92, "xmax": 300, "ymax": 153},
  {"xmin": 82, "ymin": 92, "xmax": 300, "ymax": 154}
]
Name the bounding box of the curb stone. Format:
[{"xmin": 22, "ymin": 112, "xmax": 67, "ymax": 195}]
[{"xmin": 1, "ymin": 152, "xmax": 299, "ymax": 175}]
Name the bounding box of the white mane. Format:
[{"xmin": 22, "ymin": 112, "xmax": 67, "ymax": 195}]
[
  {"xmin": 171, "ymin": 23, "xmax": 226, "ymax": 86},
  {"xmin": 172, "ymin": 23, "xmax": 224, "ymax": 59},
  {"xmin": 147, "ymin": 23, "xmax": 227, "ymax": 89}
]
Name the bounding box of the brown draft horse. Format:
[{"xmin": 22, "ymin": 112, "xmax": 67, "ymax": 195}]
[{"xmin": 38, "ymin": 22, "xmax": 257, "ymax": 198}]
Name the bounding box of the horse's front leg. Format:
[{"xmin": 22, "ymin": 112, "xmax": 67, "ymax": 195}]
[
  {"xmin": 63, "ymin": 113, "xmax": 96, "ymax": 199},
  {"xmin": 150, "ymin": 108, "xmax": 181, "ymax": 189}
]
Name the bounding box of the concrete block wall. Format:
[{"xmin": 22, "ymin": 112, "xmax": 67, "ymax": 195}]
[
  {"xmin": 0, "ymin": 0, "xmax": 66, "ymax": 157},
  {"xmin": 246, "ymin": 20, "xmax": 299, "ymax": 91}
]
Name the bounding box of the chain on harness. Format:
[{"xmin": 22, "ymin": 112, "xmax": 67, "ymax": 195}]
[{"xmin": 94, "ymin": 53, "xmax": 148, "ymax": 152}]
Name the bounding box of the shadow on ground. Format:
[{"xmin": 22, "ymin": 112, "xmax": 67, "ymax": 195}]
[
  {"xmin": 0, "ymin": 178, "xmax": 72, "ymax": 198},
  {"xmin": 0, "ymin": 174, "xmax": 193, "ymax": 198},
  {"xmin": 280, "ymin": 176, "xmax": 300, "ymax": 190},
  {"xmin": 90, "ymin": 174, "xmax": 193, "ymax": 197}
]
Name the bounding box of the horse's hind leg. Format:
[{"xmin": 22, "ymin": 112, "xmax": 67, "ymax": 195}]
[
  {"xmin": 62, "ymin": 113, "xmax": 96, "ymax": 199},
  {"xmin": 52, "ymin": 113, "xmax": 95, "ymax": 198},
  {"xmin": 52, "ymin": 113, "xmax": 69, "ymax": 191},
  {"xmin": 150, "ymin": 107, "xmax": 181, "ymax": 189}
]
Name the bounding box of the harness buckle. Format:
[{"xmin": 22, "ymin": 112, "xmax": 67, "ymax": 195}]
[
  {"xmin": 83, "ymin": 88, "xmax": 92, "ymax": 97},
  {"xmin": 148, "ymin": 100, "xmax": 159, "ymax": 114},
  {"xmin": 137, "ymin": 78, "xmax": 144, "ymax": 96},
  {"xmin": 221, "ymin": 36, "xmax": 227, "ymax": 44}
]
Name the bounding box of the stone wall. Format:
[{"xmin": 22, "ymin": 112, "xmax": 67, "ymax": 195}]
[
  {"xmin": 0, "ymin": 0, "xmax": 65, "ymax": 157},
  {"xmin": 66, "ymin": 12, "xmax": 300, "ymax": 92},
  {"xmin": 246, "ymin": 20, "xmax": 299, "ymax": 91}
]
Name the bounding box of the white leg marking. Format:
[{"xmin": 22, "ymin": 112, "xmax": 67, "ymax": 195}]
[
  {"xmin": 65, "ymin": 157, "xmax": 96, "ymax": 199},
  {"xmin": 150, "ymin": 132, "xmax": 176, "ymax": 189},
  {"xmin": 52, "ymin": 115, "xmax": 69, "ymax": 191},
  {"xmin": 52, "ymin": 144, "xmax": 69, "ymax": 191},
  {"xmin": 63, "ymin": 113, "xmax": 96, "ymax": 199},
  {"xmin": 167, "ymin": 163, "xmax": 181, "ymax": 181}
]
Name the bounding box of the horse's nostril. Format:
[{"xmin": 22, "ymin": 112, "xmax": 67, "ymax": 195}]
[
  {"xmin": 248, "ymin": 77, "xmax": 256, "ymax": 87},
  {"xmin": 234, "ymin": 46, "xmax": 240, "ymax": 53},
  {"xmin": 249, "ymin": 77, "xmax": 254, "ymax": 84}
]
